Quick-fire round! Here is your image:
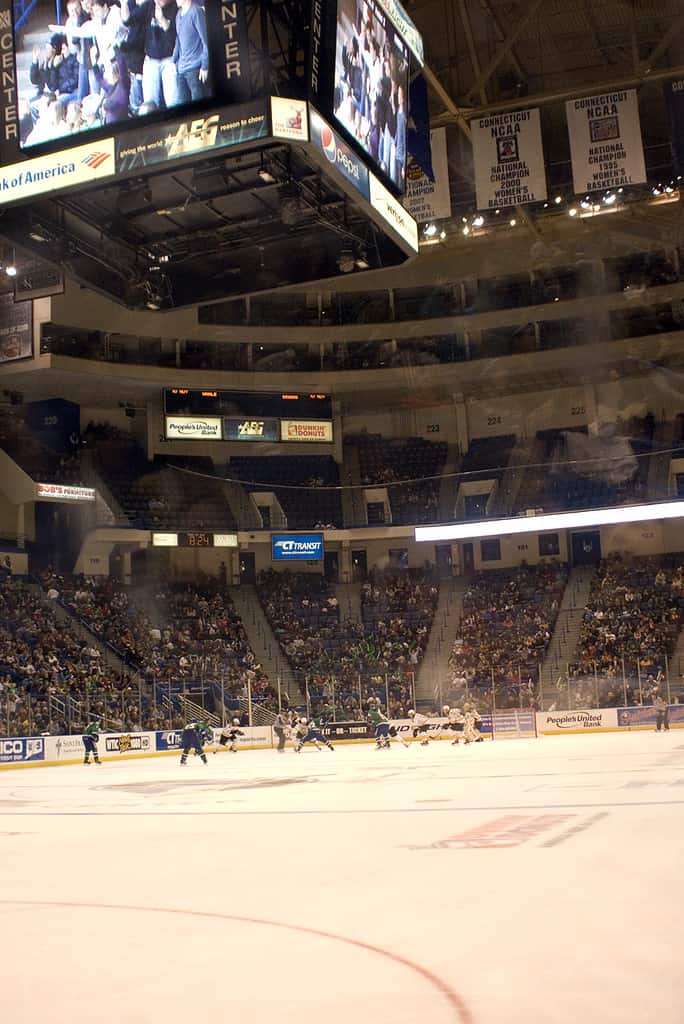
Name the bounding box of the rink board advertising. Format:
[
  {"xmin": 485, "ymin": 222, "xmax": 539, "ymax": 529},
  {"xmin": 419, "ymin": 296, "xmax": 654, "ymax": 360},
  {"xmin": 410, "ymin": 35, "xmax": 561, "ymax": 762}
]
[
  {"xmin": 272, "ymin": 533, "xmax": 324, "ymax": 560},
  {"xmin": 11, "ymin": 0, "xmax": 251, "ymax": 154},
  {"xmin": 307, "ymin": 0, "xmax": 423, "ymax": 197}
]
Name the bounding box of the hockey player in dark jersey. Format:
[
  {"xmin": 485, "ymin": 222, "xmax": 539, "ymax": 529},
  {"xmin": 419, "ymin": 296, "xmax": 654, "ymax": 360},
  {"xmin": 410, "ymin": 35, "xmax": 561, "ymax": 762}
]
[
  {"xmin": 215, "ymin": 718, "xmax": 245, "ymax": 753},
  {"xmin": 367, "ymin": 700, "xmax": 406, "ymax": 748},
  {"xmin": 82, "ymin": 719, "xmax": 101, "ymax": 765},
  {"xmin": 180, "ymin": 720, "xmax": 212, "ymax": 765},
  {"xmin": 293, "ymin": 717, "xmax": 334, "ymax": 752}
]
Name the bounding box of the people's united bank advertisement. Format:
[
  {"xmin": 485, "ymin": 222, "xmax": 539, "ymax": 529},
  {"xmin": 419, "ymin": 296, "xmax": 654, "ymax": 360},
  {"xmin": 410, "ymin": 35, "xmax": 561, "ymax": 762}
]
[{"xmin": 272, "ymin": 533, "xmax": 324, "ymax": 561}]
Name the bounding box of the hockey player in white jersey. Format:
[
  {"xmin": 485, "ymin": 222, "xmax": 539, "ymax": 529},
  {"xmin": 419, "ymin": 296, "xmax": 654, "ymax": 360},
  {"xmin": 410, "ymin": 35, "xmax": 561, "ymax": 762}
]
[
  {"xmin": 462, "ymin": 704, "xmax": 484, "ymax": 743},
  {"xmin": 215, "ymin": 718, "xmax": 245, "ymax": 753},
  {"xmin": 293, "ymin": 717, "xmax": 334, "ymax": 752},
  {"xmin": 407, "ymin": 708, "xmax": 431, "ymax": 745},
  {"xmin": 442, "ymin": 705, "xmax": 465, "ymax": 745}
]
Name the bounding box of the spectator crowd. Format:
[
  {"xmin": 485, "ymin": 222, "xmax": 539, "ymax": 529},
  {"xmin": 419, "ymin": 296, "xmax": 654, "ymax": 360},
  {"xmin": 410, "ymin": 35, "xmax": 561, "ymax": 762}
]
[{"xmin": 21, "ymin": 0, "xmax": 210, "ymax": 147}]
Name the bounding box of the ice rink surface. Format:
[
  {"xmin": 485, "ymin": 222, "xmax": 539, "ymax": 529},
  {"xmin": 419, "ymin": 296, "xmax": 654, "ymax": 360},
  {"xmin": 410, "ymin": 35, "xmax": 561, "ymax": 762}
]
[{"xmin": 1, "ymin": 731, "xmax": 683, "ymax": 1023}]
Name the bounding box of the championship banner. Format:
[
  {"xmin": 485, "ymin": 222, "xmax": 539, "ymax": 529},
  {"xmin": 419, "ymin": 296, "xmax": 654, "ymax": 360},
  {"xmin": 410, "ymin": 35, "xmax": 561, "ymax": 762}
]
[
  {"xmin": 402, "ymin": 127, "xmax": 451, "ymax": 222},
  {"xmin": 664, "ymin": 79, "xmax": 684, "ymax": 177},
  {"xmin": 566, "ymin": 90, "xmax": 646, "ymax": 195},
  {"xmin": 471, "ymin": 108, "xmax": 547, "ymax": 211}
]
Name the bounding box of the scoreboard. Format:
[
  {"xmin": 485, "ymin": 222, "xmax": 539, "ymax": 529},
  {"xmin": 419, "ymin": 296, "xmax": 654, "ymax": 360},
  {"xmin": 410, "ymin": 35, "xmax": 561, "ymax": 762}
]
[{"xmin": 163, "ymin": 389, "xmax": 334, "ymax": 444}]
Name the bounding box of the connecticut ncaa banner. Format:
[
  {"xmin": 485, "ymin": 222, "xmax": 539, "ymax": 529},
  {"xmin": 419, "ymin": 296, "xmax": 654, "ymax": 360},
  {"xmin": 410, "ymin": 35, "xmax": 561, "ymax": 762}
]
[
  {"xmin": 471, "ymin": 108, "xmax": 547, "ymax": 211},
  {"xmin": 565, "ymin": 89, "xmax": 646, "ymax": 195},
  {"xmin": 664, "ymin": 78, "xmax": 684, "ymax": 176},
  {"xmin": 402, "ymin": 128, "xmax": 451, "ymax": 222}
]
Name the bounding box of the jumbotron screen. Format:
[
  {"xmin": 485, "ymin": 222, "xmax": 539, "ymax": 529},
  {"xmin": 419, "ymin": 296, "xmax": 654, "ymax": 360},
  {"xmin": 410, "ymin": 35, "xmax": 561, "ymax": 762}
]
[
  {"xmin": 13, "ymin": 0, "xmax": 218, "ymax": 150},
  {"xmin": 332, "ymin": 0, "xmax": 409, "ymax": 192}
]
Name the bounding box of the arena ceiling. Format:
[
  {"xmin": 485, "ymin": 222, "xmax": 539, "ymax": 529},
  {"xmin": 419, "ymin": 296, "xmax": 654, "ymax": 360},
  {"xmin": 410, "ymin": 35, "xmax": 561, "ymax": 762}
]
[
  {"xmin": 415, "ymin": 0, "xmax": 684, "ymax": 219},
  {"xmin": 1, "ymin": 0, "xmax": 683, "ymax": 311}
]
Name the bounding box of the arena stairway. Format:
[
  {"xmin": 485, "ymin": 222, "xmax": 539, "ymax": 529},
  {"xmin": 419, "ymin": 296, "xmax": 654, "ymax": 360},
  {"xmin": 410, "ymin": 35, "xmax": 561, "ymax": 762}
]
[
  {"xmin": 340, "ymin": 445, "xmax": 364, "ymax": 526},
  {"xmin": 332, "ymin": 582, "xmax": 362, "ymax": 626},
  {"xmin": 34, "ymin": 581, "xmax": 140, "ymax": 691},
  {"xmin": 646, "ymin": 419, "xmax": 675, "ymax": 501},
  {"xmin": 437, "ymin": 445, "xmax": 461, "ymax": 522},
  {"xmin": 495, "ymin": 438, "xmax": 536, "ymax": 516},
  {"xmin": 539, "ymin": 565, "xmax": 596, "ymax": 704},
  {"xmin": 415, "ymin": 577, "xmax": 467, "ymax": 707},
  {"xmin": 228, "ymin": 585, "xmax": 301, "ymax": 704}
]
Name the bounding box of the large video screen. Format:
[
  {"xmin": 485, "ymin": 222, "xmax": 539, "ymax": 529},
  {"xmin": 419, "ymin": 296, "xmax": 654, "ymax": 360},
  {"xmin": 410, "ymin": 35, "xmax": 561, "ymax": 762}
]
[
  {"xmin": 332, "ymin": 0, "xmax": 409, "ymax": 192},
  {"xmin": 14, "ymin": 0, "xmax": 217, "ymax": 150}
]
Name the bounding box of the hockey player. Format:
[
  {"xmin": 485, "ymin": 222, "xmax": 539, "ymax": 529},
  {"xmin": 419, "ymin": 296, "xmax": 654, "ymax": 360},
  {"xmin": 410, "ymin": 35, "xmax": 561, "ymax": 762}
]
[
  {"xmin": 407, "ymin": 708, "xmax": 431, "ymax": 745},
  {"xmin": 368, "ymin": 701, "xmax": 391, "ymax": 748},
  {"xmin": 215, "ymin": 718, "xmax": 245, "ymax": 753},
  {"xmin": 293, "ymin": 717, "xmax": 334, "ymax": 752},
  {"xmin": 368, "ymin": 701, "xmax": 407, "ymax": 748},
  {"xmin": 442, "ymin": 705, "xmax": 465, "ymax": 745},
  {"xmin": 462, "ymin": 704, "xmax": 484, "ymax": 744},
  {"xmin": 82, "ymin": 719, "xmax": 101, "ymax": 765},
  {"xmin": 180, "ymin": 720, "xmax": 212, "ymax": 765},
  {"xmin": 273, "ymin": 711, "xmax": 288, "ymax": 752}
]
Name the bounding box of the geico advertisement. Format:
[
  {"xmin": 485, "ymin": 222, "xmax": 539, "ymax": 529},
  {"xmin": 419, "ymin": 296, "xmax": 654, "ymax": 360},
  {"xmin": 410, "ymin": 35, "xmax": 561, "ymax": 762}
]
[
  {"xmin": 0, "ymin": 736, "xmax": 45, "ymax": 763},
  {"xmin": 280, "ymin": 419, "xmax": 333, "ymax": 443},
  {"xmin": 165, "ymin": 416, "xmax": 222, "ymax": 439}
]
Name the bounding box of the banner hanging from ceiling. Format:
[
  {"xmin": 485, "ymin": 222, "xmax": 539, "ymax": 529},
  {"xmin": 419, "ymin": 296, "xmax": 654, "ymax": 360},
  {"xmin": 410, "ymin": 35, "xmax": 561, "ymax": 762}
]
[
  {"xmin": 565, "ymin": 89, "xmax": 646, "ymax": 195},
  {"xmin": 471, "ymin": 107, "xmax": 547, "ymax": 211},
  {"xmin": 663, "ymin": 78, "xmax": 684, "ymax": 177},
  {"xmin": 402, "ymin": 127, "xmax": 451, "ymax": 222}
]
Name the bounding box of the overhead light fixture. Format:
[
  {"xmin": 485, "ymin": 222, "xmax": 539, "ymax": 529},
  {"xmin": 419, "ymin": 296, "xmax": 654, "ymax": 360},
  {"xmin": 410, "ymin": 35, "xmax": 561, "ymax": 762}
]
[
  {"xmin": 355, "ymin": 250, "xmax": 370, "ymax": 270},
  {"xmin": 5, "ymin": 264, "xmax": 17, "ymax": 277},
  {"xmin": 568, "ymin": 207, "xmax": 578, "ymax": 217},
  {"xmin": 462, "ymin": 225, "xmax": 470, "ymax": 236},
  {"xmin": 472, "ymin": 215, "xmax": 484, "ymax": 227},
  {"xmin": 439, "ymin": 230, "xmax": 446, "ymax": 240},
  {"xmin": 258, "ymin": 166, "xmax": 277, "ymax": 184},
  {"xmin": 554, "ymin": 196, "xmax": 562, "ymax": 205},
  {"xmin": 415, "ymin": 498, "xmax": 684, "ymax": 543},
  {"xmin": 603, "ymin": 193, "xmax": 617, "ymax": 205},
  {"xmin": 509, "ymin": 218, "xmax": 517, "ymax": 226},
  {"xmin": 423, "ymin": 223, "xmax": 438, "ymax": 237},
  {"xmin": 336, "ymin": 249, "xmax": 355, "ymax": 273}
]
